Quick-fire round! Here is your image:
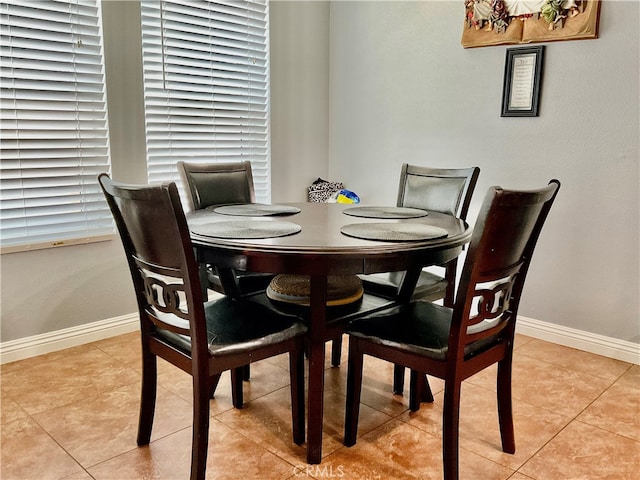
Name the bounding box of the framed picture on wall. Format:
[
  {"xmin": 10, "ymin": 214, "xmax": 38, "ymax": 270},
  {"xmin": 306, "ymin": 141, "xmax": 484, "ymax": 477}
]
[
  {"xmin": 501, "ymin": 45, "xmax": 545, "ymax": 117},
  {"xmin": 462, "ymin": 0, "xmax": 601, "ymax": 49}
]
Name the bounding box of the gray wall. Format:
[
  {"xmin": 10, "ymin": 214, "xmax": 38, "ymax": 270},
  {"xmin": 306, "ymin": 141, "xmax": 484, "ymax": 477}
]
[
  {"xmin": 0, "ymin": 1, "xmax": 145, "ymax": 342},
  {"xmin": 270, "ymin": 1, "xmax": 330, "ymax": 202},
  {"xmin": 1, "ymin": 1, "xmax": 638, "ymax": 347},
  {"xmin": 328, "ymin": 1, "xmax": 639, "ymax": 341}
]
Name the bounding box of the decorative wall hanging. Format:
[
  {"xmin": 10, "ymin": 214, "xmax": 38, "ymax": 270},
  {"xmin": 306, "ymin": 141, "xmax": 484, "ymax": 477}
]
[
  {"xmin": 462, "ymin": 0, "xmax": 601, "ymax": 48},
  {"xmin": 501, "ymin": 46, "xmax": 545, "ymax": 117}
]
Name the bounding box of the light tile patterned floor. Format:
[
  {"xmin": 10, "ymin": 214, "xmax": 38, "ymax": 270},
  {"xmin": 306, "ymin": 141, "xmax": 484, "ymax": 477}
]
[{"xmin": 1, "ymin": 333, "xmax": 638, "ymax": 479}]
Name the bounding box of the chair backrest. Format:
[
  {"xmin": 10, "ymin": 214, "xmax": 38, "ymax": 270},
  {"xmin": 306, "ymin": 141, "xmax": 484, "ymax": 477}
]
[
  {"xmin": 98, "ymin": 173, "xmax": 209, "ymax": 359},
  {"xmin": 177, "ymin": 161, "xmax": 256, "ymax": 211},
  {"xmin": 397, "ymin": 164, "xmax": 480, "ymax": 219},
  {"xmin": 450, "ymin": 180, "xmax": 560, "ymax": 360}
]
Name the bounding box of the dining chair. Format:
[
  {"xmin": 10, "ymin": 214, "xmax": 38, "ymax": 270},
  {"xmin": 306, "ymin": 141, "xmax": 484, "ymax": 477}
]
[
  {"xmin": 361, "ymin": 164, "xmax": 480, "ymax": 305},
  {"xmin": 343, "ymin": 180, "xmax": 560, "ymax": 480},
  {"xmin": 178, "ymin": 161, "xmax": 275, "ymax": 383},
  {"xmin": 98, "ymin": 174, "xmax": 306, "ymax": 480},
  {"xmin": 353, "ymin": 164, "xmax": 480, "ymax": 393},
  {"xmin": 179, "ymin": 161, "xmax": 345, "ymax": 374},
  {"xmin": 177, "ymin": 160, "xmax": 275, "ymax": 298}
]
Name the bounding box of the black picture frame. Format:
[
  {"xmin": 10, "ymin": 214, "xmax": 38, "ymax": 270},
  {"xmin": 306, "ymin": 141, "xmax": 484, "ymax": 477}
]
[{"xmin": 501, "ymin": 45, "xmax": 545, "ymax": 117}]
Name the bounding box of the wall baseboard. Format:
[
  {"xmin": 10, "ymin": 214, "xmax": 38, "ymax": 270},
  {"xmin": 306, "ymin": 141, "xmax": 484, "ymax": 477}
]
[
  {"xmin": 0, "ymin": 314, "xmax": 139, "ymax": 365},
  {"xmin": 1, "ymin": 313, "xmax": 638, "ymax": 366},
  {"xmin": 517, "ymin": 316, "xmax": 639, "ymax": 365}
]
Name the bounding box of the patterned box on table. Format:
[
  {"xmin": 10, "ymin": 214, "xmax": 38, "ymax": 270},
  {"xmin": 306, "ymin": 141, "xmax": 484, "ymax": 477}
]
[{"xmin": 307, "ymin": 179, "xmax": 344, "ymax": 203}]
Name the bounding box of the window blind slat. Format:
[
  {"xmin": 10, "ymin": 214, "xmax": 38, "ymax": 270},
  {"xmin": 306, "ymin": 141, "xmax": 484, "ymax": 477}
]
[
  {"xmin": 0, "ymin": 0, "xmax": 112, "ymax": 250},
  {"xmin": 141, "ymin": 0, "xmax": 270, "ymax": 202}
]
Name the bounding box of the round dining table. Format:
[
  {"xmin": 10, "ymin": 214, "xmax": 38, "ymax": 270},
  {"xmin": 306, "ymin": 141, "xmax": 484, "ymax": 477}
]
[{"xmin": 187, "ymin": 201, "xmax": 472, "ymax": 464}]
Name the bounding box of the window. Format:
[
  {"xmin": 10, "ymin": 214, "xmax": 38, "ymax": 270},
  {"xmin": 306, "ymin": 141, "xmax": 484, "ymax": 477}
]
[
  {"xmin": 140, "ymin": 0, "xmax": 270, "ymax": 203},
  {"xmin": 0, "ymin": 0, "xmax": 112, "ymax": 252}
]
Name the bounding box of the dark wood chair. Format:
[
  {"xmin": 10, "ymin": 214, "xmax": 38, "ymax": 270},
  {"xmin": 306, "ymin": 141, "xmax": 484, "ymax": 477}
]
[
  {"xmin": 178, "ymin": 161, "xmax": 345, "ymax": 374},
  {"xmin": 361, "ymin": 164, "xmax": 480, "ymax": 306},
  {"xmin": 356, "ymin": 164, "xmax": 480, "ymax": 393},
  {"xmin": 177, "ymin": 160, "xmax": 275, "ymax": 297},
  {"xmin": 178, "ymin": 161, "xmax": 275, "ymax": 383},
  {"xmin": 344, "ymin": 180, "xmax": 560, "ymax": 480},
  {"xmin": 99, "ymin": 174, "xmax": 306, "ymax": 480}
]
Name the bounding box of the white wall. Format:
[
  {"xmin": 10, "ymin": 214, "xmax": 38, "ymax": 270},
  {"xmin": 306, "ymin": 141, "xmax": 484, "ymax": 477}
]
[{"xmin": 328, "ymin": 1, "xmax": 639, "ymax": 342}]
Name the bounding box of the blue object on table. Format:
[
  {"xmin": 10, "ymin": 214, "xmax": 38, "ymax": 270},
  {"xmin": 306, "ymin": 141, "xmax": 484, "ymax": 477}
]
[{"xmin": 336, "ymin": 189, "xmax": 360, "ymax": 204}]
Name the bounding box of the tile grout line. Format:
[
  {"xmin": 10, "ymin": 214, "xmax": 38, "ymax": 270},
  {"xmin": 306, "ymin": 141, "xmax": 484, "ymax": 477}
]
[{"xmin": 513, "ymin": 364, "xmax": 638, "ymax": 478}]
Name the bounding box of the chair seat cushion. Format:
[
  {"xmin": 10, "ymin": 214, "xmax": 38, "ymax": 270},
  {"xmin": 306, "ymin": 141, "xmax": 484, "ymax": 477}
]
[
  {"xmin": 360, "ymin": 270, "xmax": 448, "ymax": 301},
  {"xmin": 346, "ymin": 301, "xmax": 498, "ymax": 361},
  {"xmin": 156, "ymin": 295, "xmax": 306, "ymax": 357}
]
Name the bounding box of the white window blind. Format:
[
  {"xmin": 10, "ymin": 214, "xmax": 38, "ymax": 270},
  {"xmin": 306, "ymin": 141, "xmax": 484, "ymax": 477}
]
[
  {"xmin": 0, "ymin": 0, "xmax": 112, "ymax": 252},
  {"xmin": 140, "ymin": 0, "xmax": 270, "ymax": 203}
]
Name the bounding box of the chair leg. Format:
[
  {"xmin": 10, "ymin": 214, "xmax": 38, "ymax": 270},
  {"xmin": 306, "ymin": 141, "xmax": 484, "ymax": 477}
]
[
  {"xmin": 230, "ymin": 366, "xmax": 244, "ymax": 409},
  {"xmin": 402, "ymin": 368, "xmax": 434, "ymax": 405},
  {"xmin": 137, "ymin": 349, "xmax": 157, "ymax": 446},
  {"xmin": 289, "ymin": 343, "xmax": 306, "ymax": 445},
  {"xmin": 393, "ymin": 364, "xmax": 405, "ymax": 394},
  {"xmin": 191, "ymin": 375, "xmax": 211, "ymax": 480},
  {"xmin": 442, "ymin": 381, "xmax": 462, "ymax": 480},
  {"xmin": 344, "ymin": 338, "xmax": 364, "ymax": 447},
  {"xmin": 443, "ymin": 260, "xmax": 457, "ymax": 308},
  {"xmin": 497, "ymin": 358, "xmax": 516, "ymax": 454},
  {"xmin": 420, "ymin": 373, "xmax": 434, "ymax": 403},
  {"xmin": 409, "ymin": 369, "xmax": 424, "ymax": 411},
  {"xmin": 242, "ymin": 364, "xmax": 251, "ymax": 381},
  {"xmin": 209, "ymin": 373, "xmax": 221, "ymax": 399},
  {"xmin": 331, "ymin": 335, "xmax": 342, "ymax": 367}
]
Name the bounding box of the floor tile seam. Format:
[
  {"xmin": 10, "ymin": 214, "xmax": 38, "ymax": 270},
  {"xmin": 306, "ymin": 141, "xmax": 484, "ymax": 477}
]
[
  {"xmin": 609, "ymin": 363, "xmax": 639, "ymax": 388},
  {"xmin": 564, "ymin": 380, "xmax": 621, "ymax": 429},
  {"xmin": 512, "ymin": 336, "xmax": 536, "ymax": 351},
  {"xmin": 0, "ymin": 390, "xmax": 30, "ymax": 421},
  {"xmin": 240, "ymin": 381, "xmax": 293, "ymax": 405},
  {"xmin": 357, "ymin": 395, "xmax": 410, "ymax": 420},
  {"xmin": 573, "ymin": 418, "xmax": 640, "ymax": 444},
  {"xmin": 514, "ymin": 420, "xmax": 638, "ymax": 479},
  {"xmin": 0, "ymin": 346, "xmax": 105, "ymax": 374},
  {"xmin": 571, "ymin": 417, "xmax": 640, "ymax": 445},
  {"xmin": 81, "ymin": 435, "xmax": 172, "ymax": 474},
  {"xmin": 359, "ymin": 414, "xmax": 422, "ymax": 444},
  {"xmin": 468, "ymin": 376, "xmax": 610, "ymax": 421},
  {"xmin": 515, "ymin": 350, "xmax": 631, "ymax": 383},
  {"xmin": 93, "ymin": 343, "xmax": 140, "ymax": 366},
  {"xmin": 513, "ymin": 417, "xmax": 579, "ymax": 477},
  {"xmin": 15, "ymin": 375, "xmax": 143, "ymax": 417},
  {"xmin": 81, "ymin": 425, "xmax": 196, "ymax": 474},
  {"xmin": 30, "ymin": 402, "xmax": 176, "ymax": 472},
  {"xmin": 210, "ymin": 384, "xmax": 295, "ymax": 429},
  {"xmin": 508, "ymin": 384, "xmax": 622, "ymax": 467},
  {"xmin": 389, "ymin": 389, "xmax": 576, "ymax": 459},
  {"xmin": 208, "ymin": 416, "xmax": 304, "ymax": 472},
  {"xmin": 341, "ymin": 414, "xmax": 519, "ymax": 479},
  {"xmin": 24, "ymin": 413, "xmax": 92, "ymax": 475},
  {"xmin": 459, "ymin": 447, "xmax": 519, "ymax": 477}
]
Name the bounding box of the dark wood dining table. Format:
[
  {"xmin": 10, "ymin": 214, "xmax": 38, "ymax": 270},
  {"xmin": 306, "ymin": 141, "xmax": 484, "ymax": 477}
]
[{"xmin": 187, "ymin": 201, "xmax": 472, "ymax": 464}]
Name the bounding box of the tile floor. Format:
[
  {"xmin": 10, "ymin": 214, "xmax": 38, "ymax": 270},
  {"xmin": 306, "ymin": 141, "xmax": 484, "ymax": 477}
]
[{"xmin": 1, "ymin": 332, "xmax": 639, "ymax": 480}]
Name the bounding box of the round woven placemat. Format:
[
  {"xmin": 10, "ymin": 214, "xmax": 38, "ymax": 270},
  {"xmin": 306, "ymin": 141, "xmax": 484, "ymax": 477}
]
[
  {"xmin": 191, "ymin": 220, "xmax": 301, "ymax": 239},
  {"xmin": 213, "ymin": 203, "xmax": 301, "ymax": 216},
  {"xmin": 340, "ymin": 222, "xmax": 448, "ymax": 242},
  {"xmin": 267, "ymin": 274, "xmax": 364, "ymax": 307},
  {"xmin": 342, "ymin": 206, "xmax": 428, "ymax": 219}
]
